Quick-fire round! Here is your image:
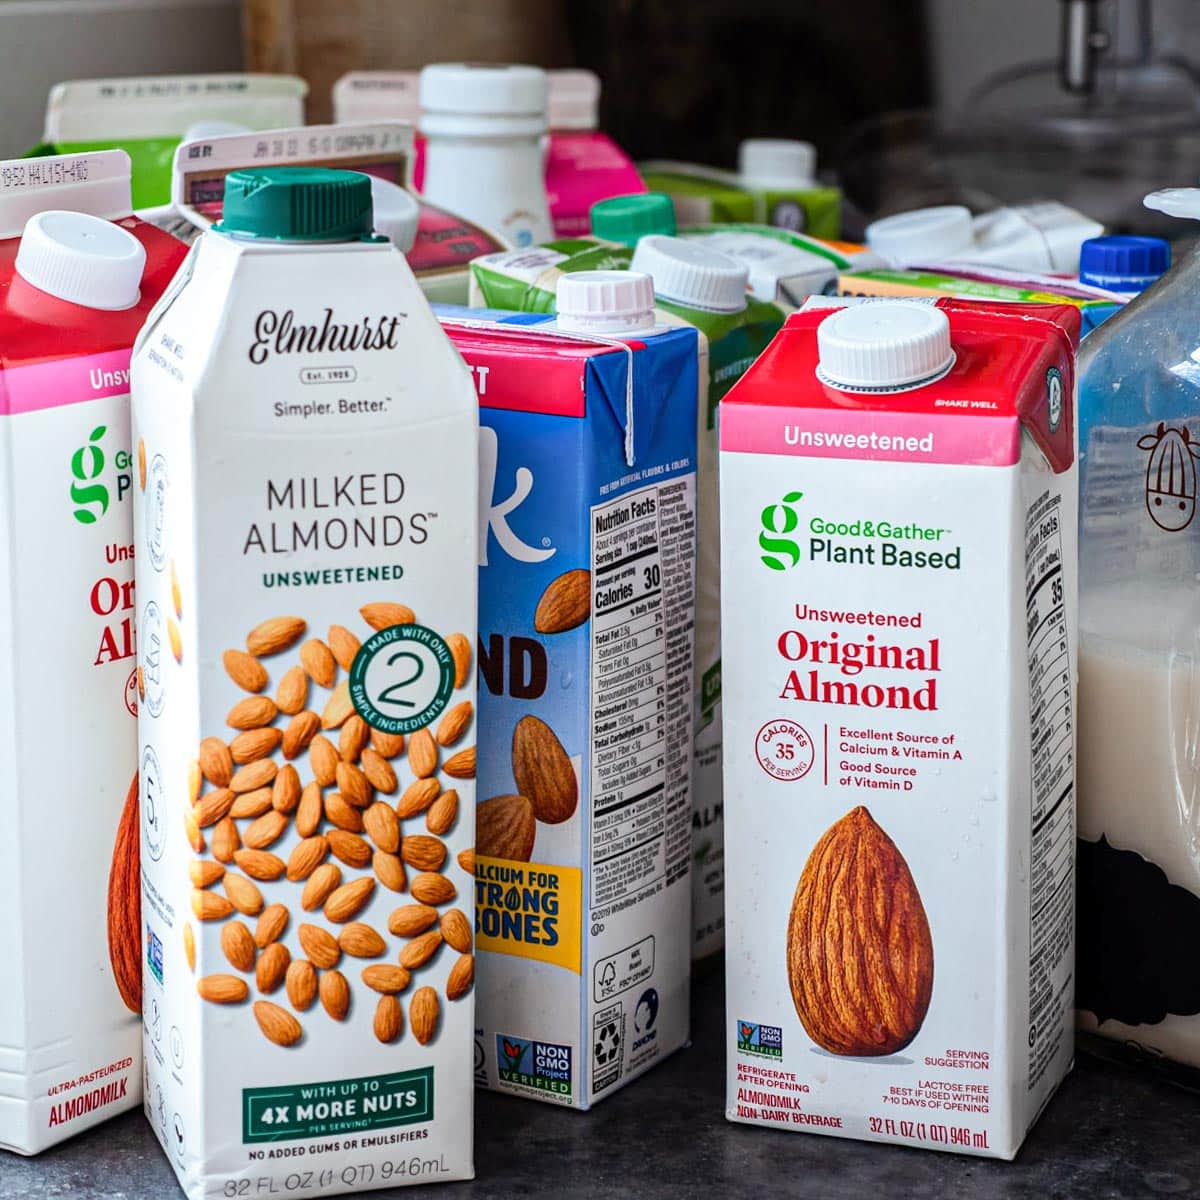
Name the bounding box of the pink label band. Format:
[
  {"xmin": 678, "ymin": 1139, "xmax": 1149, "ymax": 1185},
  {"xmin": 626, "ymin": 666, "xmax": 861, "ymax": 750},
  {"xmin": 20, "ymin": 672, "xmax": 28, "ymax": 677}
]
[{"xmin": 1, "ymin": 348, "xmax": 132, "ymax": 416}]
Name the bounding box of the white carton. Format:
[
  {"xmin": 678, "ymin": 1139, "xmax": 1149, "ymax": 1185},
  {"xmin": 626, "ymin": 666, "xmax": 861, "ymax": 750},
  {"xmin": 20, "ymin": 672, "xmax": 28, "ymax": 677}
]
[
  {"xmin": 0, "ymin": 150, "xmax": 186, "ymax": 1154},
  {"xmin": 720, "ymin": 299, "xmax": 1079, "ymax": 1158},
  {"xmin": 132, "ymin": 167, "xmax": 477, "ymax": 1195}
]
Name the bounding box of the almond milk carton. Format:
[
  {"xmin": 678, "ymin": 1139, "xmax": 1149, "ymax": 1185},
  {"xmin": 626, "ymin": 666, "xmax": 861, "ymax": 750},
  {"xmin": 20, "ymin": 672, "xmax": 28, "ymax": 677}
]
[
  {"xmin": 0, "ymin": 150, "xmax": 186, "ymax": 1154},
  {"xmin": 132, "ymin": 167, "xmax": 477, "ymax": 1195},
  {"xmin": 720, "ymin": 299, "xmax": 1079, "ymax": 1158}
]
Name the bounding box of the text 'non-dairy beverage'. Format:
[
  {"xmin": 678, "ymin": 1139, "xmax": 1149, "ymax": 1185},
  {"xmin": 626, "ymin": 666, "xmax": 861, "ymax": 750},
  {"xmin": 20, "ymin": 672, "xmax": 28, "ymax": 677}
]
[
  {"xmin": 133, "ymin": 167, "xmax": 477, "ymax": 1196},
  {"xmin": 0, "ymin": 149, "xmax": 186, "ymax": 1154},
  {"xmin": 720, "ymin": 299, "xmax": 1078, "ymax": 1159}
]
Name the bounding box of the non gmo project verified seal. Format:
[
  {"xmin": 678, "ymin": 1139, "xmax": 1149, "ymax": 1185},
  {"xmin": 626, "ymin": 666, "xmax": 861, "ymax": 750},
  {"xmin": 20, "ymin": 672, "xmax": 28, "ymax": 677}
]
[
  {"xmin": 496, "ymin": 1035, "xmax": 572, "ymax": 1099},
  {"xmin": 738, "ymin": 1021, "xmax": 783, "ymax": 1060}
]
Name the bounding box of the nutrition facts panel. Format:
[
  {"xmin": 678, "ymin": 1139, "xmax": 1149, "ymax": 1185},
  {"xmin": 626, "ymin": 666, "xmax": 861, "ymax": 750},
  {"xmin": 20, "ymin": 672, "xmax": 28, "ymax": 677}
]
[
  {"xmin": 589, "ymin": 476, "xmax": 696, "ymax": 910},
  {"xmin": 1024, "ymin": 488, "xmax": 1074, "ymax": 1089}
]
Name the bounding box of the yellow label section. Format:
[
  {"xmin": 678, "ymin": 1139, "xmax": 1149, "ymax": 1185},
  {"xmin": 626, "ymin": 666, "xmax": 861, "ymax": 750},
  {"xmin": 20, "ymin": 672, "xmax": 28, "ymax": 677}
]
[{"xmin": 474, "ymin": 856, "xmax": 582, "ymax": 974}]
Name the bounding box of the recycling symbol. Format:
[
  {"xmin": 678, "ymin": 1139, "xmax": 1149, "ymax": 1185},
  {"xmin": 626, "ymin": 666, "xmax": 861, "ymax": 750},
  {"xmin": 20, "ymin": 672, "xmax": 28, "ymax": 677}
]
[{"xmin": 594, "ymin": 1020, "xmax": 621, "ymax": 1066}]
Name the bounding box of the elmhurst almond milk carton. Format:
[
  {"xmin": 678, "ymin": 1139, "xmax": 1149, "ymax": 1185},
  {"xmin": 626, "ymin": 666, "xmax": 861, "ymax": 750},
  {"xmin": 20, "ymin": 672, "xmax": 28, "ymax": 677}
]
[
  {"xmin": 132, "ymin": 167, "xmax": 476, "ymax": 1195},
  {"xmin": 720, "ymin": 299, "xmax": 1078, "ymax": 1158}
]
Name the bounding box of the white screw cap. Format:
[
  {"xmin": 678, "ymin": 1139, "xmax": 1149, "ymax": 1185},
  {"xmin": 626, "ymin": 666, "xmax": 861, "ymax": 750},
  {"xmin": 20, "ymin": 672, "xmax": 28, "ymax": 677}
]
[
  {"xmin": 368, "ymin": 176, "xmax": 420, "ymax": 254},
  {"xmin": 865, "ymin": 204, "xmax": 975, "ymax": 266},
  {"xmin": 15, "ymin": 210, "xmax": 145, "ymax": 310},
  {"xmin": 419, "ymin": 63, "xmax": 547, "ymax": 119},
  {"xmin": 556, "ymin": 270, "xmax": 655, "ymax": 335},
  {"xmin": 738, "ymin": 138, "xmax": 817, "ymax": 188},
  {"xmin": 548, "ymin": 69, "xmax": 601, "ymax": 130},
  {"xmin": 630, "ymin": 235, "xmax": 748, "ymax": 314},
  {"xmin": 816, "ymin": 301, "xmax": 954, "ymax": 391}
]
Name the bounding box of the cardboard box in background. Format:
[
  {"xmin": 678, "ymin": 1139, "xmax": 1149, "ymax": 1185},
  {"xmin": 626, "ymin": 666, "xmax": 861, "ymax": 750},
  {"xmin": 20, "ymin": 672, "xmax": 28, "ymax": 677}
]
[{"xmin": 244, "ymin": 0, "xmax": 573, "ymax": 124}]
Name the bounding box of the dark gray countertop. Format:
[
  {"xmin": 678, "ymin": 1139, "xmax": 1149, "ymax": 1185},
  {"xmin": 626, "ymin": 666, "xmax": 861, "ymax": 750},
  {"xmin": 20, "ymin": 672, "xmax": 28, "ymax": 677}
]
[{"xmin": 4, "ymin": 970, "xmax": 1198, "ymax": 1199}]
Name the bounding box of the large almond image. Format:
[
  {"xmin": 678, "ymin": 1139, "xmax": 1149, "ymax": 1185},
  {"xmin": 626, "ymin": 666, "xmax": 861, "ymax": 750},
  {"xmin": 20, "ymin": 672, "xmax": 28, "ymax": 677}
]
[
  {"xmin": 533, "ymin": 569, "xmax": 590, "ymax": 634},
  {"xmin": 512, "ymin": 716, "xmax": 577, "ymax": 825},
  {"xmin": 476, "ymin": 795, "xmax": 536, "ymax": 862},
  {"xmin": 787, "ymin": 806, "xmax": 933, "ymax": 1057}
]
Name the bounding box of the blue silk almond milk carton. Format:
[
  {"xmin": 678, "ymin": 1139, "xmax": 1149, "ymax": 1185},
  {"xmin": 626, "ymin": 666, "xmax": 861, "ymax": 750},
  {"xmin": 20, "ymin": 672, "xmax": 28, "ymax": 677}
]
[
  {"xmin": 440, "ymin": 271, "xmax": 698, "ymax": 1108},
  {"xmin": 720, "ymin": 299, "xmax": 1079, "ymax": 1158},
  {"xmin": 132, "ymin": 167, "xmax": 478, "ymax": 1196}
]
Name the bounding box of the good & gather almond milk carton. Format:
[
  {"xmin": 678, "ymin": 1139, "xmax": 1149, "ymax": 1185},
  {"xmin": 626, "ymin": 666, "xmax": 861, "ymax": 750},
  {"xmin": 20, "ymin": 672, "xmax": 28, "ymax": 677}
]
[
  {"xmin": 440, "ymin": 272, "xmax": 699, "ymax": 1107},
  {"xmin": 0, "ymin": 150, "xmax": 186, "ymax": 1154},
  {"xmin": 720, "ymin": 299, "xmax": 1079, "ymax": 1158},
  {"xmin": 132, "ymin": 167, "xmax": 477, "ymax": 1195}
]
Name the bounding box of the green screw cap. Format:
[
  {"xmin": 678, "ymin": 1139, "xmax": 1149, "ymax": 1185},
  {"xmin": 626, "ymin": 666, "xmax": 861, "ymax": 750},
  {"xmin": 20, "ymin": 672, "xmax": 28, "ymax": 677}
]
[
  {"xmin": 590, "ymin": 192, "xmax": 676, "ymax": 247},
  {"xmin": 217, "ymin": 167, "xmax": 374, "ymax": 242}
]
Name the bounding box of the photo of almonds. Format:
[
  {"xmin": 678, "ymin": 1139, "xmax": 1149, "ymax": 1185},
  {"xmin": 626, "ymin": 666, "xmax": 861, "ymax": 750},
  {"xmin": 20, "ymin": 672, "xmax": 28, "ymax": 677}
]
[
  {"xmin": 787, "ymin": 806, "xmax": 933, "ymax": 1057},
  {"xmin": 184, "ymin": 604, "xmax": 475, "ymax": 1046}
]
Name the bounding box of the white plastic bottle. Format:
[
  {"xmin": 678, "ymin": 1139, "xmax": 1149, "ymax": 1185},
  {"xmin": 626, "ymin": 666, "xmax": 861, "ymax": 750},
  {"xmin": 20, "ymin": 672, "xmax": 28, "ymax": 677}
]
[{"xmin": 419, "ymin": 63, "xmax": 553, "ymax": 248}]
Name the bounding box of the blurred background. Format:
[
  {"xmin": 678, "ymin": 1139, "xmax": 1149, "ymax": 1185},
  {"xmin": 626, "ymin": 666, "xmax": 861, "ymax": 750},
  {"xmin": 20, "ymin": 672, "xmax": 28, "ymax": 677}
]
[{"xmin": 2, "ymin": 0, "xmax": 1199, "ymax": 233}]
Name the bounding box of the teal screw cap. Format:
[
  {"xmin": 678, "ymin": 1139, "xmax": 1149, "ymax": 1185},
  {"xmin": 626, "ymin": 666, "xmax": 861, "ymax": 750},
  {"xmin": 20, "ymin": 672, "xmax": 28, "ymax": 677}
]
[
  {"xmin": 590, "ymin": 192, "xmax": 676, "ymax": 247},
  {"xmin": 217, "ymin": 167, "xmax": 374, "ymax": 242}
]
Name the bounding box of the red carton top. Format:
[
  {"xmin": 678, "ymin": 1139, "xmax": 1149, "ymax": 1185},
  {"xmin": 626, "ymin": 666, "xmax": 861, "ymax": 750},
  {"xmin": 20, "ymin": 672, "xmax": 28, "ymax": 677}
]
[
  {"xmin": 720, "ymin": 299, "xmax": 1079, "ymax": 474},
  {"xmin": 0, "ymin": 216, "xmax": 186, "ymax": 414}
]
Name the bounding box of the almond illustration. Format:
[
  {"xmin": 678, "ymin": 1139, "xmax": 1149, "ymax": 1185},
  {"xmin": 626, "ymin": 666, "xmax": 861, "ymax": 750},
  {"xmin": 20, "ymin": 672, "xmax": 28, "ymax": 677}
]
[
  {"xmin": 272, "ymin": 764, "xmax": 301, "ymax": 814},
  {"xmin": 309, "ymin": 735, "xmax": 340, "ymax": 787},
  {"xmin": 183, "ymin": 923, "xmax": 196, "ymax": 972},
  {"xmin": 388, "ymin": 905, "xmax": 439, "ymax": 938},
  {"xmin": 171, "ymin": 561, "xmax": 183, "ymax": 619},
  {"xmin": 300, "ymin": 637, "xmax": 338, "ymax": 688},
  {"xmin": 446, "ymin": 632, "xmax": 472, "ymax": 689},
  {"xmin": 301, "ymin": 863, "xmax": 342, "ymax": 912},
  {"xmin": 336, "ymin": 760, "xmax": 373, "ymax": 808},
  {"xmin": 282, "ymin": 711, "xmax": 321, "ymax": 760},
  {"xmin": 401, "ymin": 835, "xmax": 446, "ymax": 872},
  {"xmin": 457, "ymin": 848, "xmax": 475, "ymax": 876},
  {"xmin": 211, "ymin": 816, "xmax": 240, "ymax": 863},
  {"xmin": 199, "ymin": 737, "xmax": 234, "ymax": 786},
  {"xmin": 534, "ymin": 568, "xmax": 590, "ymax": 634},
  {"xmin": 407, "ymin": 729, "xmax": 438, "ymax": 779},
  {"xmin": 107, "ymin": 774, "xmax": 141, "ymax": 1014},
  {"xmin": 243, "ymin": 809, "xmax": 289, "ymax": 851},
  {"xmin": 425, "ymin": 789, "xmax": 459, "ymax": 837},
  {"xmin": 189, "ymin": 859, "xmax": 225, "ymax": 888},
  {"xmin": 229, "ymin": 759, "xmax": 277, "ymax": 794},
  {"xmin": 229, "ymin": 728, "xmax": 281, "ymax": 765},
  {"xmin": 512, "ymin": 716, "xmax": 578, "ymax": 825},
  {"xmin": 233, "ymin": 848, "xmax": 286, "ymax": 881},
  {"xmin": 183, "ymin": 805, "xmax": 205, "ymax": 854},
  {"xmin": 193, "ymin": 787, "xmax": 234, "ymax": 828},
  {"xmin": 246, "ymin": 616, "xmax": 307, "ymax": 657},
  {"xmin": 137, "ymin": 437, "xmax": 146, "ymax": 489},
  {"xmin": 255, "ymin": 904, "xmax": 289, "ymax": 948},
  {"xmin": 276, "ymin": 666, "xmax": 309, "ymax": 716},
  {"xmin": 373, "ymin": 850, "xmax": 407, "ymax": 892},
  {"xmin": 193, "ymin": 889, "xmax": 235, "ymax": 921},
  {"xmin": 328, "ymin": 624, "xmax": 361, "ymax": 671},
  {"xmin": 396, "ymin": 778, "xmax": 440, "ymax": 819},
  {"xmin": 222, "ymin": 649, "xmax": 267, "ymax": 694},
  {"xmin": 477, "ymin": 795, "xmax": 536, "ymax": 862},
  {"xmin": 327, "ymin": 830, "xmax": 372, "ymax": 869},
  {"xmin": 286, "ymin": 835, "xmax": 329, "ymax": 882},
  {"xmin": 168, "ymin": 618, "xmax": 183, "ymax": 663},
  {"xmin": 198, "ymin": 974, "xmax": 249, "ymax": 1004},
  {"xmin": 188, "ymin": 759, "xmax": 202, "ymax": 805},
  {"xmin": 410, "ymin": 872, "xmax": 456, "ymax": 906},
  {"xmin": 361, "ymin": 964, "xmax": 411, "ymax": 995},
  {"xmin": 325, "ymin": 791, "xmax": 365, "ymax": 833},
  {"xmin": 254, "ymin": 1000, "xmax": 302, "ymax": 1047},
  {"xmin": 222, "ymin": 921, "xmax": 257, "ymax": 973},
  {"xmin": 227, "ymin": 696, "xmax": 278, "ymax": 731},
  {"xmin": 374, "ymin": 994, "xmax": 402, "ymax": 1044},
  {"xmin": 399, "ymin": 930, "xmax": 443, "ymax": 970},
  {"xmin": 363, "ymin": 802, "xmax": 400, "ymax": 854},
  {"xmin": 788, "ymin": 806, "xmax": 934, "ymax": 1058},
  {"xmin": 410, "ymin": 987, "xmax": 439, "ymax": 1045},
  {"xmin": 223, "ymin": 871, "xmax": 264, "ymax": 916},
  {"xmin": 320, "ymin": 970, "xmax": 351, "ymax": 1021},
  {"xmin": 320, "ymin": 682, "xmax": 354, "ymax": 731},
  {"xmin": 440, "ymin": 909, "xmax": 472, "ymax": 954},
  {"xmin": 324, "ymin": 877, "xmax": 375, "ymax": 923},
  {"xmin": 296, "ymin": 781, "xmax": 323, "ymax": 838},
  {"xmin": 360, "ymin": 602, "xmax": 415, "ymax": 630},
  {"xmin": 338, "ymin": 922, "xmax": 386, "ymax": 958},
  {"xmin": 435, "ymin": 701, "xmax": 473, "ymax": 748},
  {"xmin": 442, "ymin": 746, "xmax": 475, "ymax": 780},
  {"xmin": 339, "ymin": 716, "xmax": 369, "ymax": 763},
  {"xmin": 286, "ymin": 960, "xmax": 318, "ymax": 1011},
  {"xmin": 360, "ymin": 748, "xmax": 398, "ymax": 794},
  {"xmin": 446, "ymin": 953, "xmax": 474, "ymax": 1002},
  {"xmin": 230, "ymin": 790, "xmax": 274, "ymax": 824},
  {"xmin": 298, "ymin": 924, "xmax": 341, "ymax": 970},
  {"xmin": 256, "ymin": 942, "xmax": 291, "ymax": 994},
  {"xmin": 370, "ymin": 728, "xmax": 404, "ymax": 759}
]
